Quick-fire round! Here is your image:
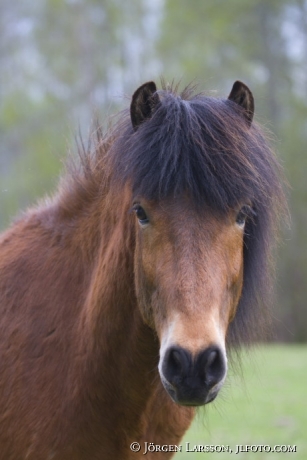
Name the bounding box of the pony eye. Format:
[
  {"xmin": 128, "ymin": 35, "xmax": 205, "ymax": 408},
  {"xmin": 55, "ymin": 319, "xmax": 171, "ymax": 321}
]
[
  {"xmin": 133, "ymin": 205, "xmax": 149, "ymax": 225},
  {"xmin": 236, "ymin": 205, "xmax": 255, "ymax": 227}
]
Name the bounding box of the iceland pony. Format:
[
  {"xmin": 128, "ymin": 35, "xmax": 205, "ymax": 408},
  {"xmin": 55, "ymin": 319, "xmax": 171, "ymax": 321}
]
[{"xmin": 0, "ymin": 80, "xmax": 285, "ymax": 459}]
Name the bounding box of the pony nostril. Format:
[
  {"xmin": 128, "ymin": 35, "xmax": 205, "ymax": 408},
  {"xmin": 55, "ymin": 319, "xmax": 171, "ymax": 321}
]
[
  {"xmin": 198, "ymin": 347, "xmax": 226, "ymax": 387},
  {"xmin": 205, "ymin": 350, "xmax": 217, "ymax": 370},
  {"xmin": 163, "ymin": 346, "xmax": 191, "ymax": 385},
  {"xmin": 169, "ymin": 348, "xmax": 189, "ymax": 376},
  {"xmin": 172, "ymin": 349, "xmax": 181, "ymax": 365}
]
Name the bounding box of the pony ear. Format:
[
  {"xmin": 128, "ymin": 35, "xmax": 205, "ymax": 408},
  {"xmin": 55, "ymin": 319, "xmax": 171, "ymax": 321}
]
[
  {"xmin": 228, "ymin": 81, "xmax": 254, "ymax": 126},
  {"xmin": 130, "ymin": 81, "xmax": 159, "ymax": 130}
]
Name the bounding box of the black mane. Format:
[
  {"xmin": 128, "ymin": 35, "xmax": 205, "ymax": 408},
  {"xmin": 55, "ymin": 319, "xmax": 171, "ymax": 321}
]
[{"xmin": 111, "ymin": 87, "xmax": 278, "ymax": 210}]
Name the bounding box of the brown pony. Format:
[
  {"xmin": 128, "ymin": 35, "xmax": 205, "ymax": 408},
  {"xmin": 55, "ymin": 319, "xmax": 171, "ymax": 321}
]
[{"xmin": 0, "ymin": 80, "xmax": 285, "ymax": 459}]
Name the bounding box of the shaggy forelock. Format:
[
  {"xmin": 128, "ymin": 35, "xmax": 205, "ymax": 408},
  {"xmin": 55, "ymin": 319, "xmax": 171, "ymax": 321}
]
[{"xmin": 110, "ymin": 89, "xmax": 278, "ymax": 212}]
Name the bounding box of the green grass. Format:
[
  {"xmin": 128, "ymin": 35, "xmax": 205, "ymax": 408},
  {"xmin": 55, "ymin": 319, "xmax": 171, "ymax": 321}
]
[{"xmin": 174, "ymin": 345, "xmax": 307, "ymax": 459}]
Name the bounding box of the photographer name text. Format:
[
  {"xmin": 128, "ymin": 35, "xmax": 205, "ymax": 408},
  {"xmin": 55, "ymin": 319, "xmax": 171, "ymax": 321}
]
[{"xmin": 129, "ymin": 441, "xmax": 297, "ymax": 455}]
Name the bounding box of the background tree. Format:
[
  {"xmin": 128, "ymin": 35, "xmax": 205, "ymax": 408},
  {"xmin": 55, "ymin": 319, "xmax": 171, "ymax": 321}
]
[{"xmin": 0, "ymin": 0, "xmax": 162, "ymax": 227}]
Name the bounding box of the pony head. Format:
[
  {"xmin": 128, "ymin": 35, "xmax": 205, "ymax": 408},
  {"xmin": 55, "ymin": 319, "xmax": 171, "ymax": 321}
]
[{"xmin": 110, "ymin": 80, "xmax": 284, "ymax": 406}]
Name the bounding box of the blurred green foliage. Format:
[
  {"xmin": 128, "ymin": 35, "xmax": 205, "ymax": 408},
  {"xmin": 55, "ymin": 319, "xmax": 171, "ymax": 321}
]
[{"xmin": 1, "ymin": 0, "xmax": 307, "ymax": 341}]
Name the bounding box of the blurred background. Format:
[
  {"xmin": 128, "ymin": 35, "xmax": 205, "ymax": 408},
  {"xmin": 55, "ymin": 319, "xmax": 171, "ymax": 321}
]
[{"xmin": 1, "ymin": 0, "xmax": 307, "ymax": 345}]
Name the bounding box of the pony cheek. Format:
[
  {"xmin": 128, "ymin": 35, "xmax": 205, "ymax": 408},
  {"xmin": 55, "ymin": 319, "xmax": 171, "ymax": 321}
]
[
  {"xmin": 227, "ymin": 276, "xmax": 244, "ymax": 324},
  {"xmin": 133, "ymin": 255, "xmax": 157, "ymax": 328},
  {"xmin": 134, "ymin": 267, "xmax": 166, "ymax": 333},
  {"xmin": 228, "ymin": 303, "xmax": 239, "ymax": 324},
  {"xmin": 134, "ymin": 237, "xmax": 162, "ymax": 327}
]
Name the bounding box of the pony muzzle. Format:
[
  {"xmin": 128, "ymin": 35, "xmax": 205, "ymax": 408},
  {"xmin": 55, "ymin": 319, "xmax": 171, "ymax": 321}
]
[{"xmin": 159, "ymin": 345, "xmax": 227, "ymax": 406}]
